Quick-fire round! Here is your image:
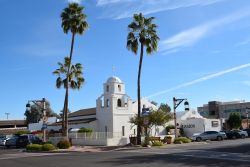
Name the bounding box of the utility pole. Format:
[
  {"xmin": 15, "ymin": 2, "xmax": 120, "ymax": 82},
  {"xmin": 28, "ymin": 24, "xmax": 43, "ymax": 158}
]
[
  {"xmin": 173, "ymin": 97, "xmax": 189, "ymax": 139},
  {"xmin": 5, "ymin": 113, "xmax": 10, "ymax": 120}
]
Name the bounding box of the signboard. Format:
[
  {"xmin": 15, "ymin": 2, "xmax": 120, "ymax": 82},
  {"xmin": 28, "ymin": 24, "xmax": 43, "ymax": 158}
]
[{"xmin": 182, "ymin": 124, "xmax": 195, "ymax": 128}]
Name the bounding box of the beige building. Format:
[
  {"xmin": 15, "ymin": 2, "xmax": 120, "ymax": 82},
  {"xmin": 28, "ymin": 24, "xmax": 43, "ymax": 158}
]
[{"xmin": 198, "ymin": 100, "xmax": 250, "ymax": 120}]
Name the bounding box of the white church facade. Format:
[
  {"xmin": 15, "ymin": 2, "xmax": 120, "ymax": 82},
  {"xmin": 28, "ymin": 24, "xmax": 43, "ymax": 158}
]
[{"xmin": 44, "ymin": 76, "xmax": 162, "ymax": 146}]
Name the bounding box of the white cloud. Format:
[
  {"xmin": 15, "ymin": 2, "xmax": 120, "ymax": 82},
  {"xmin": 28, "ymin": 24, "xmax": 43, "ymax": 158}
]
[
  {"xmin": 145, "ymin": 63, "xmax": 250, "ymax": 98},
  {"xmin": 160, "ymin": 8, "xmax": 250, "ymax": 53},
  {"xmin": 235, "ymin": 38, "xmax": 250, "ymax": 46},
  {"xmin": 97, "ymin": 0, "xmax": 132, "ymax": 6},
  {"xmin": 68, "ymin": 0, "xmax": 81, "ymax": 4},
  {"xmin": 96, "ymin": 0, "xmax": 225, "ymax": 19},
  {"xmin": 242, "ymin": 80, "xmax": 250, "ymax": 86}
]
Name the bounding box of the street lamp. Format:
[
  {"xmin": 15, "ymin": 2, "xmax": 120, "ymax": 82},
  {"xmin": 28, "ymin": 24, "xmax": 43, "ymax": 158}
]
[
  {"xmin": 246, "ymin": 107, "xmax": 250, "ymax": 128},
  {"xmin": 26, "ymin": 98, "xmax": 47, "ymax": 142},
  {"xmin": 142, "ymin": 106, "xmax": 150, "ymax": 146},
  {"xmin": 173, "ymin": 97, "xmax": 189, "ymax": 139}
]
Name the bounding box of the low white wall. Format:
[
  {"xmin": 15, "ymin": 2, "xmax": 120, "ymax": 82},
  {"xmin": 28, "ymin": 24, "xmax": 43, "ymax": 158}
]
[
  {"xmin": 48, "ymin": 132, "xmax": 129, "ymax": 146},
  {"xmin": 72, "ymin": 138, "xmax": 107, "ymax": 146}
]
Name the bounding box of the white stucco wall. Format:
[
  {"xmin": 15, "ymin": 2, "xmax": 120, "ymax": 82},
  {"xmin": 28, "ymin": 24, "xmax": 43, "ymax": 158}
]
[{"xmin": 181, "ymin": 118, "xmax": 221, "ymax": 137}]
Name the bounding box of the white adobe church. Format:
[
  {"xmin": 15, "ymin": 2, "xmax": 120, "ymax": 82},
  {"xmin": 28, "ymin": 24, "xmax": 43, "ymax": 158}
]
[{"xmin": 44, "ymin": 76, "xmax": 164, "ymax": 145}]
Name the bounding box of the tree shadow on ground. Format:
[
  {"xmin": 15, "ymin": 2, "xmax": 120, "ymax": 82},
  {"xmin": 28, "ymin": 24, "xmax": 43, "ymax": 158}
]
[
  {"xmin": 98, "ymin": 143, "xmax": 250, "ymax": 167},
  {"xmin": 207, "ymin": 142, "xmax": 250, "ymax": 154}
]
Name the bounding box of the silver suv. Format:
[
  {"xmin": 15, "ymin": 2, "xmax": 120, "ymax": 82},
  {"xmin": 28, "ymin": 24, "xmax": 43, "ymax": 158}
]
[{"xmin": 192, "ymin": 131, "xmax": 227, "ymax": 142}]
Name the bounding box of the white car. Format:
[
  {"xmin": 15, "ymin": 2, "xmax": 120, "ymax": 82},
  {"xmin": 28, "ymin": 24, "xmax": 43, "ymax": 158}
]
[
  {"xmin": 192, "ymin": 131, "xmax": 227, "ymax": 142},
  {"xmin": 0, "ymin": 136, "xmax": 10, "ymax": 146}
]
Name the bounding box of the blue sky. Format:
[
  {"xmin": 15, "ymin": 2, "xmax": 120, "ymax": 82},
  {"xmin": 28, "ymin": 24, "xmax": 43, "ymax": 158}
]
[{"xmin": 1, "ymin": 0, "xmax": 250, "ymax": 119}]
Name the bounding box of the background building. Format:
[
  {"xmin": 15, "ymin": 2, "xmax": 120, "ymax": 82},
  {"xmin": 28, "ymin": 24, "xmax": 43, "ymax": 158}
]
[
  {"xmin": 198, "ymin": 100, "xmax": 250, "ymax": 129},
  {"xmin": 198, "ymin": 100, "xmax": 250, "ymax": 119}
]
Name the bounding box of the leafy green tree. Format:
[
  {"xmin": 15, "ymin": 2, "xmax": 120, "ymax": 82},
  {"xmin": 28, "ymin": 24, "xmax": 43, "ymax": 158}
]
[
  {"xmin": 150, "ymin": 101, "xmax": 158, "ymax": 106},
  {"xmin": 59, "ymin": 2, "xmax": 88, "ymax": 137},
  {"xmin": 158, "ymin": 103, "xmax": 171, "ymax": 113},
  {"xmin": 53, "ymin": 57, "xmax": 85, "ymax": 137},
  {"xmin": 24, "ymin": 101, "xmax": 58, "ymax": 124},
  {"xmin": 149, "ymin": 110, "xmax": 172, "ymax": 136},
  {"xmin": 227, "ymin": 113, "xmax": 242, "ymax": 129},
  {"xmin": 127, "ymin": 13, "xmax": 159, "ymax": 144}
]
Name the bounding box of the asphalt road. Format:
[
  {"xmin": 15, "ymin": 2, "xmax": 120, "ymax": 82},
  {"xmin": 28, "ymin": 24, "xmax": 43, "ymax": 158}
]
[{"xmin": 1, "ymin": 139, "xmax": 250, "ymax": 167}]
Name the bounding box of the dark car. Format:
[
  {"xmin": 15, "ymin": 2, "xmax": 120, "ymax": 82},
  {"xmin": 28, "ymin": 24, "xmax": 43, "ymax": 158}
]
[
  {"xmin": 16, "ymin": 134, "xmax": 42, "ymax": 148},
  {"xmin": 5, "ymin": 136, "xmax": 19, "ymax": 148},
  {"xmin": 225, "ymin": 130, "xmax": 241, "ymax": 139},
  {"xmin": 243, "ymin": 128, "xmax": 250, "ymax": 136}
]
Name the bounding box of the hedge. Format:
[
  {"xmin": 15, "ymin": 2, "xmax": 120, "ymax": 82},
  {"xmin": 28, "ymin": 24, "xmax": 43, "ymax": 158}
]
[
  {"xmin": 152, "ymin": 141, "xmax": 164, "ymax": 146},
  {"xmin": 174, "ymin": 137, "xmax": 191, "ymax": 143},
  {"xmin": 26, "ymin": 143, "xmax": 56, "ymax": 151},
  {"xmin": 42, "ymin": 144, "xmax": 56, "ymax": 151},
  {"xmin": 78, "ymin": 127, "xmax": 93, "ymax": 133},
  {"xmin": 26, "ymin": 144, "xmax": 42, "ymax": 151},
  {"xmin": 57, "ymin": 140, "xmax": 71, "ymax": 149}
]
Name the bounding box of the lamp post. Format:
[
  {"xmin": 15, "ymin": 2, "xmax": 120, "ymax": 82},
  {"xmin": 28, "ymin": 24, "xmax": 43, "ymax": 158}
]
[
  {"xmin": 5, "ymin": 113, "xmax": 10, "ymax": 120},
  {"xmin": 142, "ymin": 106, "xmax": 150, "ymax": 146},
  {"xmin": 26, "ymin": 98, "xmax": 47, "ymax": 142},
  {"xmin": 246, "ymin": 107, "xmax": 250, "ymax": 128},
  {"xmin": 173, "ymin": 97, "xmax": 189, "ymax": 139}
]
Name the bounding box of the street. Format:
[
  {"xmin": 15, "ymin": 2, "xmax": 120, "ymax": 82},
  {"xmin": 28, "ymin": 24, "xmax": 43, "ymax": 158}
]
[{"xmin": 1, "ymin": 139, "xmax": 250, "ymax": 167}]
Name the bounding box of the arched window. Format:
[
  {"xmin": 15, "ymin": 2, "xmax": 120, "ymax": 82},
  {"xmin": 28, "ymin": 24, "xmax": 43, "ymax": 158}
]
[
  {"xmin": 106, "ymin": 85, "xmax": 109, "ymax": 92},
  {"xmin": 117, "ymin": 99, "xmax": 122, "ymax": 107},
  {"xmin": 118, "ymin": 85, "xmax": 121, "ymax": 92},
  {"xmin": 106, "ymin": 99, "xmax": 110, "ymax": 107}
]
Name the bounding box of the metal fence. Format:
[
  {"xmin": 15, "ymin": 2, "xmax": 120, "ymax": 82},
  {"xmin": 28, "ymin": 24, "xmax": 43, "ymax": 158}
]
[
  {"xmin": 48, "ymin": 132, "xmax": 122, "ymax": 140},
  {"xmin": 69, "ymin": 132, "xmax": 122, "ymax": 140}
]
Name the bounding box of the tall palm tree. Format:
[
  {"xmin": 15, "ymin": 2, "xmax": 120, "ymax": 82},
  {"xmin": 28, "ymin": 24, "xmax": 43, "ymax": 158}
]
[
  {"xmin": 53, "ymin": 57, "xmax": 85, "ymax": 136},
  {"xmin": 60, "ymin": 2, "xmax": 88, "ymax": 137},
  {"xmin": 127, "ymin": 13, "xmax": 159, "ymax": 145}
]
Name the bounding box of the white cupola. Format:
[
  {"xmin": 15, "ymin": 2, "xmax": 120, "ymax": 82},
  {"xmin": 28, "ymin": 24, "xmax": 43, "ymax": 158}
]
[{"xmin": 104, "ymin": 76, "xmax": 125, "ymax": 95}]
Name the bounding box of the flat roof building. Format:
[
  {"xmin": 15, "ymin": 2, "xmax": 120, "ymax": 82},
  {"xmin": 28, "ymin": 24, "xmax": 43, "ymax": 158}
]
[{"xmin": 198, "ymin": 100, "xmax": 250, "ymax": 119}]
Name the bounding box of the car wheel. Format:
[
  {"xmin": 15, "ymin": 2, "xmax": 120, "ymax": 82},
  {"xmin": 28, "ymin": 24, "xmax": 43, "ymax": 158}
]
[
  {"xmin": 217, "ymin": 136, "xmax": 222, "ymax": 141},
  {"xmin": 196, "ymin": 137, "xmax": 202, "ymax": 142},
  {"xmin": 232, "ymin": 135, "xmax": 237, "ymax": 139},
  {"xmin": 241, "ymin": 134, "xmax": 246, "ymax": 139}
]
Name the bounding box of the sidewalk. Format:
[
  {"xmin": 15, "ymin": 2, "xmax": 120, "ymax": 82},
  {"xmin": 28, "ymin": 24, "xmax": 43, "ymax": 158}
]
[{"xmin": 56, "ymin": 141, "xmax": 209, "ymax": 153}]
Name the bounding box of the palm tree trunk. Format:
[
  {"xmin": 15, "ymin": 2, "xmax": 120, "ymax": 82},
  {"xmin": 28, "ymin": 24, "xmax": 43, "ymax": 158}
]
[
  {"xmin": 137, "ymin": 42, "xmax": 144, "ymax": 145},
  {"xmin": 63, "ymin": 32, "xmax": 75, "ymax": 138}
]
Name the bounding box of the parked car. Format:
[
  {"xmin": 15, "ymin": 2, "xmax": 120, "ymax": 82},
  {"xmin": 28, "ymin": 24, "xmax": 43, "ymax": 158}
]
[
  {"xmin": 0, "ymin": 136, "xmax": 8, "ymax": 146},
  {"xmin": 192, "ymin": 131, "xmax": 227, "ymax": 142},
  {"xmin": 231, "ymin": 130, "xmax": 248, "ymax": 138},
  {"xmin": 5, "ymin": 136, "xmax": 19, "ymax": 148},
  {"xmin": 243, "ymin": 128, "xmax": 250, "ymax": 136},
  {"xmin": 224, "ymin": 130, "xmax": 241, "ymax": 139},
  {"xmin": 16, "ymin": 134, "xmax": 42, "ymax": 148}
]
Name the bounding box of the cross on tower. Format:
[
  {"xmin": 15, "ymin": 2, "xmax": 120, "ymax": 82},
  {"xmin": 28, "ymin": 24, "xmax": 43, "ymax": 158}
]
[{"xmin": 112, "ymin": 66, "xmax": 116, "ymax": 76}]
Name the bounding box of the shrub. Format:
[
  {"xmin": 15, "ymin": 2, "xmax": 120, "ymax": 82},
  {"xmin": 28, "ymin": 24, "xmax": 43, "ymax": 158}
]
[
  {"xmin": 15, "ymin": 130, "xmax": 29, "ymax": 136},
  {"xmin": 42, "ymin": 144, "xmax": 56, "ymax": 151},
  {"xmin": 78, "ymin": 127, "xmax": 93, "ymax": 133},
  {"xmin": 26, "ymin": 144, "xmax": 42, "ymax": 151},
  {"xmin": 57, "ymin": 140, "xmax": 71, "ymax": 149},
  {"xmin": 174, "ymin": 137, "xmax": 191, "ymax": 144},
  {"xmin": 152, "ymin": 141, "xmax": 164, "ymax": 146},
  {"xmin": 166, "ymin": 125, "xmax": 175, "ymax": 133},
  {"xmin": 162, "ymin": 136, "xmax": 172, "ymax": 143}
]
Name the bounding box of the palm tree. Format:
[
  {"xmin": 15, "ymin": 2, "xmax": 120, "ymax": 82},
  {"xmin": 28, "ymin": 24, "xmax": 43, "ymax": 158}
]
[
  {"xmin": 127, "ymin": 13, "xmax": 159, "ymax": 145},
  {"xmin": 53, "ymin": 57, "xmax": 85, "ymax": 136},
  {"xmin": 60, "ymin": 2, "xmax": 88, "ymax": 137}
]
